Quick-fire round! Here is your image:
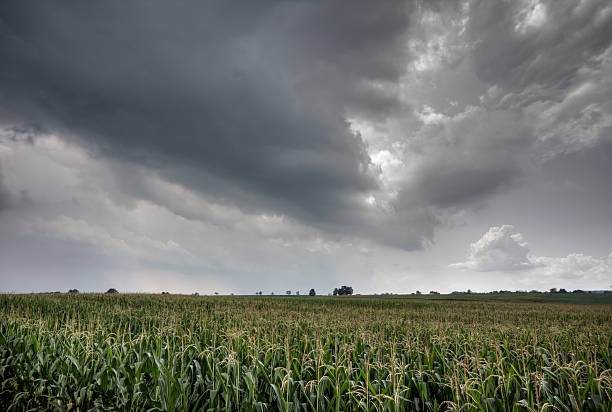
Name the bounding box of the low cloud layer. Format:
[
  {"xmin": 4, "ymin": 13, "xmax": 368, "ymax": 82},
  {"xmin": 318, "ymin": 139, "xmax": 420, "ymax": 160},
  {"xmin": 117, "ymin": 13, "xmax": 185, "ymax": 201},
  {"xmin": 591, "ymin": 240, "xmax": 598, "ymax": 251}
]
[{"xmin": 0, "ymin": 131, "xmax": 398, "ymax": 294}]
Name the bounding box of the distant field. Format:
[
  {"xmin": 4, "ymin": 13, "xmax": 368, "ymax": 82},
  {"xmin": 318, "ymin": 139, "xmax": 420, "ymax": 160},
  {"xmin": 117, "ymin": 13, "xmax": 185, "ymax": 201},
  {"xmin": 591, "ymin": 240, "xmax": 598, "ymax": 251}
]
[
  {"xmin": 374, "ymin": 292, "xmax": 612, "ymax": 305},
  {"xmin": 1, "ymin": 294, "xmax": 610, "ymax": 411}
]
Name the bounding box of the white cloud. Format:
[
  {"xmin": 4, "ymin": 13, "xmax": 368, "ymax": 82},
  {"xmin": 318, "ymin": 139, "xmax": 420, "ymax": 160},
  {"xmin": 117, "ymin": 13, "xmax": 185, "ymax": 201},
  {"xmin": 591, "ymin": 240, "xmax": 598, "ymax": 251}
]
[
  {"xmin": 408, "ymin": 5, "xmax": 471, "ymax": 73},
  {"xmin": 450, "ymin": 225, "xmax": 537, "ymax": 271},
  {"xmin": 514, "ymin": 0, "xmax": 547, "ymax": 34},
  {"xmin": 451, "ymin": 225, "xmax": 612, "ymax": 289},
  {"xmin": 533, "ymin": 253, "xmax": 612, "ymax": 282}
]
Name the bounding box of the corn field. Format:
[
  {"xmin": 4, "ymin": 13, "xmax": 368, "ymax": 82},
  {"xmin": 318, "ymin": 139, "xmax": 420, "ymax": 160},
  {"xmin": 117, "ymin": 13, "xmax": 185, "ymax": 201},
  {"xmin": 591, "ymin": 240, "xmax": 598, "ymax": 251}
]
[{"xmin": 0, "ymin": 294, "xmax": 610, "ymax": 411}]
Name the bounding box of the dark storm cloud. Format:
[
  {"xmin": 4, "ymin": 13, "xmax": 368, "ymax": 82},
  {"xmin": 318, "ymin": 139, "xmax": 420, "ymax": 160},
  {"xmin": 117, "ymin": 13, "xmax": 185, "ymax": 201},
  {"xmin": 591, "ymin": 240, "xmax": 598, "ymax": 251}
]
[
  {"xmin": 470, "ymin": 0, "xmax": 612, "ymax": 106},
  {"xmin": 0, "ymin": 1, "xmax": 411, "ymax": 227},
  {"xmin": 1, "ymin": 0, "xmax": 611, "ymax": 294},
  {"xmin": 1, "ymin": 0, "xmax": 611, "ymax": 255},
  {"xmin": 403, "ymin": 110, "xmax": 533, "ymax": 209},
  {"xmin": 392, "ymin": 0, "xmax": 612, "ymax": 215}
]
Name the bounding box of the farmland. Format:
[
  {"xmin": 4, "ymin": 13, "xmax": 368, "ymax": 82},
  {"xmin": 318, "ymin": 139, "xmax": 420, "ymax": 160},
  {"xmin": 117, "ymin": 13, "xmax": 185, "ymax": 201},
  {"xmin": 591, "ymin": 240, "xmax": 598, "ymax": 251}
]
[{"xmin": 0, "ymin": 294, "xmax": 610, "ymax": 411}]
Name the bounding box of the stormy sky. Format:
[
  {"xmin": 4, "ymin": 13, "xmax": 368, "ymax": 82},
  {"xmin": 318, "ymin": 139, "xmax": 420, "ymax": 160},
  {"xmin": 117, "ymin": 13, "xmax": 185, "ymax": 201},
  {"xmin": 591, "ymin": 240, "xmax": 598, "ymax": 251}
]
[{"xmin": 1, "ymin": 0, "xmax": 611, "ymax": 294}]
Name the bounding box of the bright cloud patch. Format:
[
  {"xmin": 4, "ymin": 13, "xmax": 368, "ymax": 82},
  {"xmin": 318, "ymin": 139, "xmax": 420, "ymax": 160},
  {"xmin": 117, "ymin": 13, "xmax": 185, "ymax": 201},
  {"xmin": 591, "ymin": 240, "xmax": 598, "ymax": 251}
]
[
  {"xmin": 452, "ymin": 225, "xmax": 612, "ymax": 288},
  {"xmin": 450, "ymin": 225, "xmax": 536, "ymax": 271},
  {"xmin": 533, "ymin": 253, "xmax": 612, "ymax": 282}
]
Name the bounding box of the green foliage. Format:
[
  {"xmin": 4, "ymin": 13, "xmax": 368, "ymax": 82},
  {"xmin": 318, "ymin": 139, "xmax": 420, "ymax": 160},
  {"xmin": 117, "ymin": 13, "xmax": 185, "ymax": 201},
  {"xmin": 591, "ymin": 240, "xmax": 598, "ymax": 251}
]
[{"xmin": 0, "ymin": 294, "xmax": 610, "ymax": 411}]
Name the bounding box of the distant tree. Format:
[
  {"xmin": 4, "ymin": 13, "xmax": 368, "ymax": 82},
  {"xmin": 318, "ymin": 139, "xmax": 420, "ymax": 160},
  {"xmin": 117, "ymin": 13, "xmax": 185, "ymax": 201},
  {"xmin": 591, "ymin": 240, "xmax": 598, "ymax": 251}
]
[
  {"xmin": 466, "ymin": 289, "xmax": 472, "ymax": 294},
  {"xmin": 161, "ymin": 291, "xmax": 170, "ymax": 295},
  {"xmin": 559, "ymin": 288, "xmax": 567, "ymax": 293},
  {"xmin": 270, "ymin": 292, "xmax": 274, "ymax": 295},
  {"xmin": 192, "ymin": 292, "xmax": 199, "ymax": 296},
  {"xmin": 309, "ymin": 288, "xmax": 316, "ymax": 296},
  {"xmin": 68, "ymin": 289, "xmax": 79, "ymax": 294},
  {"xmin": 214, "ymin": 292, "xmax": 219, "ymax": 295},
  {"xmin": 106, "ymin": 288, "xmax": 118, "ymax": 294},
  {"xmin": 429, "ymin": 291, "xmax": 439, "ymax": 294},
  {"xmin": 416, "ymin": 290, "xmax": 422, "ymax": 295},
  {"xmin": 286, "ymin": 290, "xmax": 291, "ymax": 295},
  {"xmin": 572, "ymin": 289, "xmax": 584, "ymax": 294},
  {"xmin": 549, "ymin": 288, "xmax": 557, "ymax": 293},
  {"xmin": 529, "ymin": 289, "xmax": 540, "ymax": 293},
  {"xmin": 334, "ymin": 286, "xmax": 353, "ymax": 296},
  {"xmin": 295, "ymin": 291, "xmax": 300, "ymax": 296}
]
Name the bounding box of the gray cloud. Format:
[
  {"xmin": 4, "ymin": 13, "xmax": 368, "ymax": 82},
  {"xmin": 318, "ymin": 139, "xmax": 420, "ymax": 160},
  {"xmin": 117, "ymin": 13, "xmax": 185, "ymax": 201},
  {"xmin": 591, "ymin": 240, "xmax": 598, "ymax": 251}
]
[
  {"xmin": 364, "ymin": 0, "xmax": 612, "ymax": 222},
  {"xmin": 2, "ymin": 1, "xmax": 611, "ymax": 250},
  {"xmin": 470, "ymin": 0, "xmax": 612, "ymax": 103},
  {"xmin": 401, "ymin": 109, "xmax": 533, "ymax": 209},
  {"xmin": 0, "ymin": 164, "xmax": 8, "ymax": 211},
  {"xmin": 1, "ymin": 1, "xmax": 611, "ymax": 293},
  {"xmin": 0, "ymin": 1, "xmax": 413, "ymax": 238}
]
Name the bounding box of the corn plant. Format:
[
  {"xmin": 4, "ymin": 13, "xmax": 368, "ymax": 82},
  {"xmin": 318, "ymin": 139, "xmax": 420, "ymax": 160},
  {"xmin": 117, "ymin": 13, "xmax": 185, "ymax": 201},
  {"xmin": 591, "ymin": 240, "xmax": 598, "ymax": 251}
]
[{"xmin": 0, "ymin": 294, "xmax": 610, "ymax": 411}]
